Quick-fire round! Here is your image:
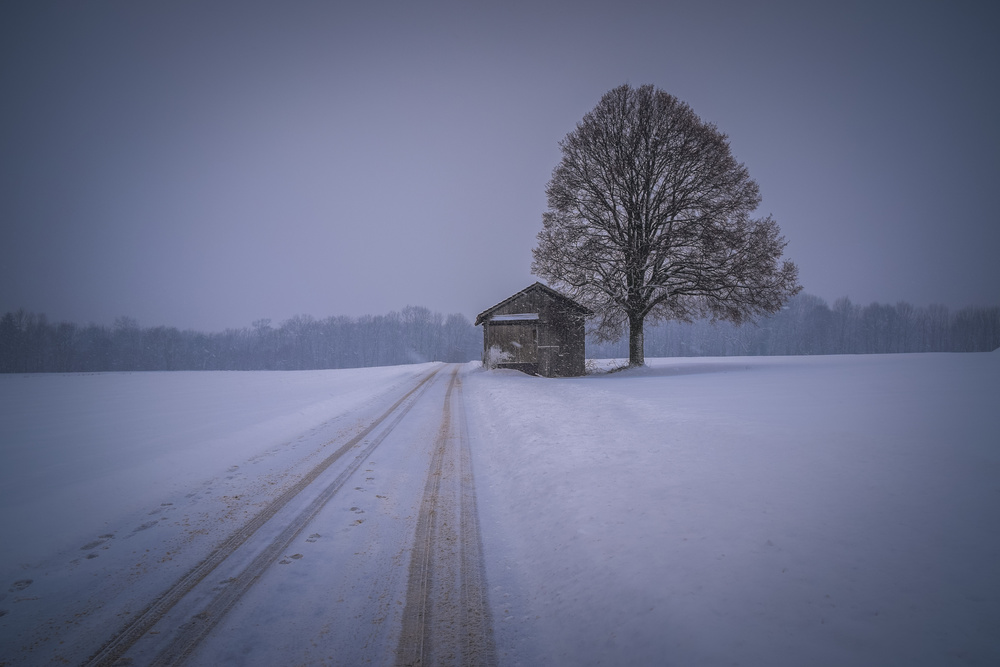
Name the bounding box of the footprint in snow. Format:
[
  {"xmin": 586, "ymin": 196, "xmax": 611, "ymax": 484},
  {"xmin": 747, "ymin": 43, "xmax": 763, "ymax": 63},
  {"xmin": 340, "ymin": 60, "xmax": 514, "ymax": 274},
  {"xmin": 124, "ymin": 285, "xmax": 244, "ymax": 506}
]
[
  {"xmin": 81, "ymin": 533, "xmax": 114, "ymax": 550},
  {"xmin": 150, "ymin": 501, "xmax": 178, "ymax": 514},
  {"xmin": 306, "ymin": 534, "xmax": 321, "ymax": 543},
  {"xmin": 132, "ymin": 520, "xmax": 161, "ymax": 533},
  {"xmin": 9, "ymin": 579, "xmax": 32, "ymax": 592}
]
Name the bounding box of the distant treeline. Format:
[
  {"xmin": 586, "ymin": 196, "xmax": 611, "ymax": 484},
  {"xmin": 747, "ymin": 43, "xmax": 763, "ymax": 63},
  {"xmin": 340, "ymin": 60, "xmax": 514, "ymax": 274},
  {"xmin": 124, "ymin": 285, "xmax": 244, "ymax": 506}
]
[
  {"xmin": 2, "ymin": 294, "xmax": 998, "ymax": 373},
  {"xmin": 0, "ymin": 306, "xmax": 481, "ymax": 373},
  {"xmin": 589, "ymin": 293, "xmax": 1000, "ymax": 359}
]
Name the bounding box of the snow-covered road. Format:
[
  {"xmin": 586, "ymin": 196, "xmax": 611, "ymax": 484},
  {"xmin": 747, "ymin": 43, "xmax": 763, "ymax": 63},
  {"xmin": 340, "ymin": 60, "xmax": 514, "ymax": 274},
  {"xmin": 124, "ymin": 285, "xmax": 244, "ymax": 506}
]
[{"xmin": 2, "ymin": 352, "xmax": 998, "ymax": 666}]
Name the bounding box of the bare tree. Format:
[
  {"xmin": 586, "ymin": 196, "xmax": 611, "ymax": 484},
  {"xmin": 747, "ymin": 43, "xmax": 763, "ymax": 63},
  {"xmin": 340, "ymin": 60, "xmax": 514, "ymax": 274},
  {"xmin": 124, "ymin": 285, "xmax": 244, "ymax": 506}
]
[{"xmin": 532, "ymin": 84, "xmax": 800, "ymax": 366}]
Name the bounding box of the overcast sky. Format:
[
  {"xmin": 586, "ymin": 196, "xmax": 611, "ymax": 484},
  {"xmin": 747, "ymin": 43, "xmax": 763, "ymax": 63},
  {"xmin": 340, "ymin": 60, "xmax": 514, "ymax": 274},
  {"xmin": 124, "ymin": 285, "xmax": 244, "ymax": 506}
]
[{"xmin": 2, "ymin": 1, "xmax": 997, "ymax": 332}]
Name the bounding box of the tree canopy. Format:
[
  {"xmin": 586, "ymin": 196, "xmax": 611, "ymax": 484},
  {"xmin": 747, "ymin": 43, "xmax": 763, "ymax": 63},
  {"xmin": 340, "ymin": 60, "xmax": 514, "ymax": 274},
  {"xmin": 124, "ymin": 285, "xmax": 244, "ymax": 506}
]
[{"xmin": 532, "ymin": 83, "xmax": 800, "ymax": 366}]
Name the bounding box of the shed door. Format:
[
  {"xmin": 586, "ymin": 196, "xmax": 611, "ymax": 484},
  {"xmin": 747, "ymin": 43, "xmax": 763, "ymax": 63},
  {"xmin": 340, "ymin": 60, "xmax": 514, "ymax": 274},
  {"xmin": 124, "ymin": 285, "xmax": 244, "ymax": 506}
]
[
  {"xmin": 508, "ymin": 324, "xmax": 537, "ymax": 363},
  {"xmin": 538, "ymin": 345, "xmax": 558, "ymax": 376},
  {"xmin": 489, "ymin": 323, "xmax": 537, "ymax": 363}
]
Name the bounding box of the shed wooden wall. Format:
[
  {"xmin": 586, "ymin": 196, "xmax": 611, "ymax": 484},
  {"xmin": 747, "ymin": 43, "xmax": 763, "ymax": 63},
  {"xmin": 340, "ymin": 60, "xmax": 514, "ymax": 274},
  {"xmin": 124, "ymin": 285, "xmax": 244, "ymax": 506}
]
[{"xmin": 482, "ymin": 288, "xmax": 587, "ymax": 377}]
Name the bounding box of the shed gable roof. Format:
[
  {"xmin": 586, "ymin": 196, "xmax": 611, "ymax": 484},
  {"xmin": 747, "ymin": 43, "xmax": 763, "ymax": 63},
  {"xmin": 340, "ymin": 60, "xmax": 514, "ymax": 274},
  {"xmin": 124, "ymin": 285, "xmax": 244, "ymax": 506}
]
[{"xmin": 475, "ymin": 282, "xmax": 592, "ymax": 326}]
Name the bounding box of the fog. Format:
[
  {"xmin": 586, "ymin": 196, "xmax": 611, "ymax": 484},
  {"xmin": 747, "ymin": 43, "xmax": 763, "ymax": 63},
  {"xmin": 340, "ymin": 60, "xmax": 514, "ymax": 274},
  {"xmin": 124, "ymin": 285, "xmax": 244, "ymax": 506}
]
[{"xmin": 2, "ymin": 1, "xmax": 998, "ymax": 331}]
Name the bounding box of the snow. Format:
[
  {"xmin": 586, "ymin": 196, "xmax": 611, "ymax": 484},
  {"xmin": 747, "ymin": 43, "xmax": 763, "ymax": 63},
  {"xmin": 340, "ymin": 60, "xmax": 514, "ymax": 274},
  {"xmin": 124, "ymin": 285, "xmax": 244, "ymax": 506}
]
[
  {"xmin": 2, "ymin": 353, "xmax": 998, "ymax": 665},
  {"xmin": 0, "ymin": 366, "xmax": 431, "ymax": 571},
  {"xmin": 463, "ymin": 353, "xmax": 1000, "ymax": 665},
  {"xmin": 491, "ymin": 313, "xmax": 540, "ymax": 321}
]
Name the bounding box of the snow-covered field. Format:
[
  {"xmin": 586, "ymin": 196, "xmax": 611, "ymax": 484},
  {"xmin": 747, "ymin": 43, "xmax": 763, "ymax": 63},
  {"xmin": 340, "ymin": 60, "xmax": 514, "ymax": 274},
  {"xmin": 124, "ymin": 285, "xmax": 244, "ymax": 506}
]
[
  {"xmin": 465, "ymin": 352, "xmax": 1000, "ymax": 666},
  {"xmin": 1, "ymin": 352, "xmax": 998, "ymax": 665}
]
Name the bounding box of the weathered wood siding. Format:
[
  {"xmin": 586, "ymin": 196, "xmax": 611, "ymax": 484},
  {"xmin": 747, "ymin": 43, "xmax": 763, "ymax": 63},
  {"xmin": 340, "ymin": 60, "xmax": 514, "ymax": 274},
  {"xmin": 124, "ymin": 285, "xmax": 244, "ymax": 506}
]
[{"xmin": 479, "ymin": 284, "xmax": 588, "ymax": 377}]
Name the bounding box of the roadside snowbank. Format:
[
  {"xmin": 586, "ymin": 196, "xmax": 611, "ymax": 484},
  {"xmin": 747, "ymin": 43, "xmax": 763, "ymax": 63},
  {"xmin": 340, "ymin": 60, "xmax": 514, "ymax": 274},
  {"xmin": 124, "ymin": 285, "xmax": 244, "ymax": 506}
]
[
  {"xmin": 464, "ymin": 353, "xmax": 1000, "ymax": 666},
  {"xmin": 0, "ymin": 365, "xmax": 430, "ymax": 571}
]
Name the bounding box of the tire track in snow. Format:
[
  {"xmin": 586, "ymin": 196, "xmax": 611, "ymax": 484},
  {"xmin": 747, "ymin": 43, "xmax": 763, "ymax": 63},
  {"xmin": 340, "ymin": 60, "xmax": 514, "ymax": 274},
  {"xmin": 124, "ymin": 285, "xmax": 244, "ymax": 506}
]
[
  {"xmin": 396, "ymin": 366, "xmax": 497, "ymax": 666},
  {"xmin": 83, "ymin": 365, "xmax": 442, "ymax": 667}
]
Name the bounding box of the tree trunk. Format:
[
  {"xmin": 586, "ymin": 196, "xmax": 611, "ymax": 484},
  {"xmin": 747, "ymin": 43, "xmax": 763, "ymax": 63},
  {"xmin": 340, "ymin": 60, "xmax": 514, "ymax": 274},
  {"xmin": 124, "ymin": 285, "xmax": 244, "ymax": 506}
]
[{"xmin": 628, "ymin": 311, "xmax": 645, "ymax": 367}]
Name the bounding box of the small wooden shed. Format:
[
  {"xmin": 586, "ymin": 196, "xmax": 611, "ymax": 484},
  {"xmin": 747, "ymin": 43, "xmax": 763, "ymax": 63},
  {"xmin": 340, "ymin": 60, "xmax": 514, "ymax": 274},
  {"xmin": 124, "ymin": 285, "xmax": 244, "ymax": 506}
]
[{"xmin": 475, "ymin": 282, "xmax": 592, "ymax": 377}]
